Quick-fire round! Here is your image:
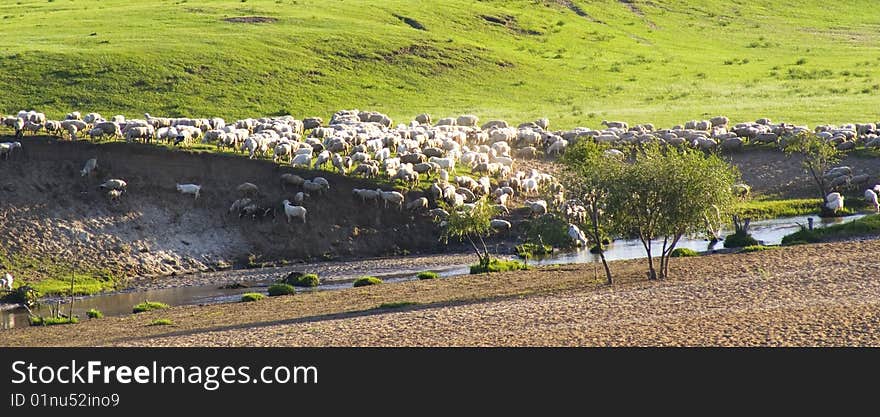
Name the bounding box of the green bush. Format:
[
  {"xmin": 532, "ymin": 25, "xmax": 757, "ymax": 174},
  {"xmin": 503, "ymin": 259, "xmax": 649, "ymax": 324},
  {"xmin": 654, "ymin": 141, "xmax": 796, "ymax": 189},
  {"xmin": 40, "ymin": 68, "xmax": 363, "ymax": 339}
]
[
  {"xmin": 293, "ymin": 273, "xmax": 320, "ymax": 287},
  {"xmin": 29, "ymin": 316, "xmax": 79, "ymax": 326},
  {"xmin": 524, "ymin": 214, "xmax": 572, "ymax": 248},
  {"xmin": 353, "ymin": 276, "xmax": 383, "ymax": 287},
  {"xmin": 417, "ymin": 271, "xmax": 439, "ymax": 280},
  {"xmin": 241, "ymin": 292, "xmax": 265, "ymax": 302},
  {"xmin": 149, "ymin": 318, "xmax": 173, "ymax": 326},
  {"xmin": 86, "ymin": 308, "xmax": 104, "ymax": 319},
  {"xmin": 723, "ymin": 231, "xmax": 759, "ymax": 248},
  {"xmin": 132, "ymin": 301, "xmax": 170, "ymax": 313},
  {"xmin": 670, "ymin": 248, "xmax": 699, "ymax": 257},
  {"xmin": 267, "ymin": 283, "xmax": 296, "ymax": 296},
  {"xmin": 470, "ymin": 258, "xmax": 528, "ymax": 274},
  {"xmin": 515, "ymin": 242, "xmax": 553, "ymax": 258}
]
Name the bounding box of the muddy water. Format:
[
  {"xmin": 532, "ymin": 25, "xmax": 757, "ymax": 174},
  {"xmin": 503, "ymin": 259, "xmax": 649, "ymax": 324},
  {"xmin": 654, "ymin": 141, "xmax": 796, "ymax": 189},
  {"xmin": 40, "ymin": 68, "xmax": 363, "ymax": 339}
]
[{"xmin": 0, "ymin": 213, "xmax": 866, "ymax": 329}]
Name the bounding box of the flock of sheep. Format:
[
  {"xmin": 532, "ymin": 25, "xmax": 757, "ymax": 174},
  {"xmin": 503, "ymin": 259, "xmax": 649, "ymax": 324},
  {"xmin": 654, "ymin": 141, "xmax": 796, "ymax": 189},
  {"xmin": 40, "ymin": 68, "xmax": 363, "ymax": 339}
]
[{"xmin": 3, "ymin": 108, "xmax": 880, "ymax": 246}]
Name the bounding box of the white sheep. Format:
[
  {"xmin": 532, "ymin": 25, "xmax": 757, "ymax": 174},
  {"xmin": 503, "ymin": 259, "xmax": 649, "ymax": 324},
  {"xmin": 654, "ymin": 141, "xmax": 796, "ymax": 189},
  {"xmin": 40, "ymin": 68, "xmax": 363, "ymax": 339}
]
[
  {"xmin": 825, "ymin": 192, "xmax": 844, "ymax": 212},
  {"xmin": 81, "ymin": 158, "xmax": 97, "ymax": 177},
  {"xmin": 0, "ymin": 272, "xmax": 13, "ymax": 291},
  {"xmin": 490, "ymin": 219, "xmax": 512, "ymax": 231},
  {"xmin": 568, "ymin": 224, "xmax": 588, "ymax": 247},
  {"xmin": 176, "ymin": 183, "xmax": 202, "ymax": 199},
  {"xmin": 865, "ymin": 189, "xmax": 879, "ymax": 212},
  {"xmin": 291, "ymin": 153, "xmax": 311, "ymax": 167},
  {"xmin": 281, "ymin": 200, "xmax": 307, "ymax": 224},
  {"xmin": 0, "ymin": 142, "xmax": 22, "ymax": 160},
  {"xmin": 99, "ymin": 179, "xmax": 127, "ymax": 191},
  {"xmin": 228, "ymin": 198, "xmax": 252, "ymax": 215},
  {"xmin": 406, "ymin": 197, "xmax": 429, "ymax": 211},
  {"xmin": 378, "ymin": 189, "xmax": 405, "ymax": 210}
]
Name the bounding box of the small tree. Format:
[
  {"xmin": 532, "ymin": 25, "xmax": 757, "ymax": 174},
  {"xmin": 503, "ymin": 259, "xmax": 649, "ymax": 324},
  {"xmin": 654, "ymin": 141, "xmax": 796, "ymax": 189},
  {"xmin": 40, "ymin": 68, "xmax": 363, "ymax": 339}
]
[
  {"xmin": 560, "ymin": 140, "xmax": 622, "ymax": 284},
  {"xmin": 782, "ymin": 131, "xmax": 841, "ymax": 213},
  {"xmin": 438, "ymin": 197, "xmax": 497, "ymax": 269},
  {"xmin": 609, "ymin": 144, "xmax": 738, "ymax": 280}
]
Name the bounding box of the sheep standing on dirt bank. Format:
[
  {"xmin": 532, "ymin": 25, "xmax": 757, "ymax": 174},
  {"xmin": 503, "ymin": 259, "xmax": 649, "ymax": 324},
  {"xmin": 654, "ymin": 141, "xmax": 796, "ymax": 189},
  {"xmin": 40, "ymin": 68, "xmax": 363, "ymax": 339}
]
[
  {"xmin": 176, "ymin": 183, "xmax": 202, "ymax": 199},
  {"xmin": 228, "ymin": 198, "xmax": 252, "ymax": 215},
  {"xmin": 280, "ymin": 173, "xmax": 305, "ymax": 190},
  {"xmin": 81, "ymin": 158, "xmax": 97, "ymax": 177},
  {"xmin": 865, "ymin": 189, "xmax": 879, "ymax": 212},
  {"xmin": 0, "ymin": 142, "xmax": 22, "ymax": 160},
  {"xmin": 568, "ymin": 224, "xmax": 588, "ymax": 247},
  {"xmin": 237, "ymin": 182, "xmax": 259, "ymax": 196},
  {"xmin": 825, "ymin": 192, "xmax": 844, "ymax": 212},
  {"xmin": 378, "ymin": 189, "xmax": 405, "ymax": 210},
  {"xmin": 282, "ymin": 200, "xmax": 307, "ymax": 224}
]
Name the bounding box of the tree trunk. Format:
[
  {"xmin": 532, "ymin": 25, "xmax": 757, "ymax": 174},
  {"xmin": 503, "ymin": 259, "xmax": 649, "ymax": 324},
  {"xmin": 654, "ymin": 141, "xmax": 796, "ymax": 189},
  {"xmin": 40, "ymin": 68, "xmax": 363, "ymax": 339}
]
[
  {"xmin": 642, "ymin": 238, "xmax": 656, "ymax": 280},
  {"xmin": 589, "ymin": 211, "xmax": 613, "ymax": 285},
  {"xmin": 598, "ymin": 250, "xmax": 612, "ymax": 285}
]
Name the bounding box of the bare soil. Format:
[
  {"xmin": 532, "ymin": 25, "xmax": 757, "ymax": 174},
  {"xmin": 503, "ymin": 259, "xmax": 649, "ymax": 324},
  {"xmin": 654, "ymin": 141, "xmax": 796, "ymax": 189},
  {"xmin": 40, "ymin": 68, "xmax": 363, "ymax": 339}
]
[{"xmin": 2, "ymin": 238, "xmax": 879, "ymax": 347}]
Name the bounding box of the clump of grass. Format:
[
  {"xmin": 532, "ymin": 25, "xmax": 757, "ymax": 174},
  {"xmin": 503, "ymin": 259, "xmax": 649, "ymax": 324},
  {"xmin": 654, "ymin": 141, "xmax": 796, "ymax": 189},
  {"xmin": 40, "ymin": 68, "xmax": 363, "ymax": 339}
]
[
  {"xmin": 353, "ymin": 276, "xmax": 383, "ymax": 287},
  {"xmin": 734, "ymin": 198, "xmax": 822, "ymax": 220},
  {"xmin": 292, "ymin": 273, "xmax": 320, "ymax": 287},
  {"xmin": 149, "ymin": 318, "xmax": 173, "ymax": 326},
  {"xmin": 670, "ymin": 248, "xmax": 699, "ymax": 257},
  {"xmin": 470, "ymin": 258, "xmax": 528, "ymax": 274},
  {"xmin": 241, "ymin": 292, "xmax": 265, "ymax": 302},
  {"xmin": 740, "ymin": 245, "xmax": 778, "ymax": 253},
  {"xmin": 417, "ymin": 271, "xmax": 439, "ymax": 280},
  {"xmin": 724, "ymin": 231, "xmax": 760, "ymax": 248},
  {"xmin": 29, "ymin": 316, "xmax": 78, "ymax": 326},
  {"xmin": 515, "ymin": 242, "xmax": 553, "ymax": 258},
  {"xmin": 377, "ymin": 301, "xmax": 418, "ymax": 309},
  {"xmin": 132, "ymin": 301, "xmax": 170, "ymax": 313},
  {"xmin": 86, "ymin": 308, "xmax": 104, "ymax": 319},
  {"xmin": 267, "ymin": 283, "xmax": 296, "ymax": 296}
]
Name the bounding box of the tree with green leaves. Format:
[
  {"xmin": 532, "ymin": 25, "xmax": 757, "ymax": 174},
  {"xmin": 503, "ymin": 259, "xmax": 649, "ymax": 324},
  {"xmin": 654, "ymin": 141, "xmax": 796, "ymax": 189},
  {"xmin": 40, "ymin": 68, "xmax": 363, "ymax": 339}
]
[
  {"xmin": 560, "ymin": 140, "xmax": 622, "ymax": 284},
  {"xmin": 782, "ymin": 131, "xmax": 842, "ymax": 215},
  {"xmin": 609, "ymin": 144, "xmax": 738, "ymax": 280},
  {"xmin": 438, "ymin": 197, "xmax": 497, "ymax": 270}
]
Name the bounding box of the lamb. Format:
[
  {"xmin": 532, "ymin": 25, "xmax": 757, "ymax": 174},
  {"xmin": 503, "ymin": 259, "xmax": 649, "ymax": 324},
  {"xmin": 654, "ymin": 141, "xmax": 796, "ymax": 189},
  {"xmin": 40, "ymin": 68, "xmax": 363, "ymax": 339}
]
[
  {"xmin": 81, "ymin": 158, "xmax": 97, "ymax": 177},
  {"xmin": 294, "ymin": 191, "xmax": 306, "ymax": 205},
  {"xmin": 0, "ymin": 142, "xmax": 22, "ymax": 160},
  {"xmin": 106, "ymin": 189, "xmax": 123, "ymax": 202},
  {"xmin": 281, "ymin": 200, "xmax": 307, "ymax": 224},
  {"xmin": 428, "ymin": 156, "xmax": 455, "ymax": 170},
  {"xmin": 237, "ymin": 182, "xmax": 259, "ymax": 196},
  {"xmin": 290, "ymin": 153, "xmax": 312, "ymax": 167},
  {"xmin": 176, "ymin": 183, "xmax": 202, "ymax": 199},
  {"xmin": 865, "ymin": 189, "xmax": 879, "ymax": 212},
  {"xmin": 273, "ymin": 143, "xmax": 293, "ymax": 163},
  {"xmin": 525, "ymin": 199, "xmax": 548, "ymax": 216}
]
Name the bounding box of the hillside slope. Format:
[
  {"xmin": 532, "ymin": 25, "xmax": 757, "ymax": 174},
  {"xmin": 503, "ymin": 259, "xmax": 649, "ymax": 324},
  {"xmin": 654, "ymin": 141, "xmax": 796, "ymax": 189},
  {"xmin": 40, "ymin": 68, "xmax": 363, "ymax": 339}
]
[
  {"xmin": 1, "ymin": 0, "xmax": 879, "ymax": 127},
  {"xmin": 0, "ymin": 136, "xmax": 441, "ymax": 289}
]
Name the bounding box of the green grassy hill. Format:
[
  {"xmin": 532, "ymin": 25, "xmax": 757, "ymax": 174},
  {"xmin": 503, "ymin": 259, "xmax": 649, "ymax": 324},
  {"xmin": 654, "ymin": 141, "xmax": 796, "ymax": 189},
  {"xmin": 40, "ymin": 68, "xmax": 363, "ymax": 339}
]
[{"xmin": 1, "ymin": 0, "xmax": 879, "ymax": 127}]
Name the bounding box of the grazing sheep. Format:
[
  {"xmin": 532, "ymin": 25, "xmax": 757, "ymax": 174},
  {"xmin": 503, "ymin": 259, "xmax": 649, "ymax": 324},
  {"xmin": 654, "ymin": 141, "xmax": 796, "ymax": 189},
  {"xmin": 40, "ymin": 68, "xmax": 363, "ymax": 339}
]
[
  {"xmin": 0, "ymin": 272, "xmax": 12, "ymax": 291},
  {"xmin": 490, "ymin": 219, "xmax": 512, "ymax": 232},
  {"xmin": 281, "ymin": 200, "xmax": 307, "ymax": 224},
  {"xmin": 353, "ymin": 188, "xmax": 382, "ymax": 203},
  {"xmin": 99, "ymin": 179, "xmax": 127, "ymax": 191},
  {"xmin": 378, "ymin": 189, "xmax": 405, "ymax": 210},
  {"xmin": 865, "ymin": 189, "xmax": 879, "ymax": 212},
  {"xmin": 825, "ymin": 192, "xmax": 844, "ymax": 212},
  {"xmin": 0, "ymin": 142, "xmax": 22, "ymax": 160},
  {"xmin": 568, "ymin": 224, "xmax": 588, "ymax": 247},
  {"xmin": 290, "ymin": 153, "xmax": 311, "ymax": 167},
  {"xmin": 525, "ymin": 199, "xmax": 548, "ymax": 216},
  {"xmin": 228, "ymin": 198, "xmax": 252, "ymax": 215},
  {"xmin": 406, "ymin": 197, "xmax": 429, "ymax": 211},
  {"xmin": 280, "ymin": 173, "xmax": 305, "ymax": 190},
  {"xmin": 106, "ymin": 189, "xmax": 123, "ymax": 202},
  {"xmin": 294, "ymin": 191, "xmax": 306, "ymax": 205},
  {"xmin": 176, "ymin": 183, "xmax": 201, "ymax": 199},
  {"xmin": 81, "ymin": 158, "xmax": 97, "ymax": 177},
  {"xmin": 237, "ymin": 182, "xmax": 259, "ymax": 196}
]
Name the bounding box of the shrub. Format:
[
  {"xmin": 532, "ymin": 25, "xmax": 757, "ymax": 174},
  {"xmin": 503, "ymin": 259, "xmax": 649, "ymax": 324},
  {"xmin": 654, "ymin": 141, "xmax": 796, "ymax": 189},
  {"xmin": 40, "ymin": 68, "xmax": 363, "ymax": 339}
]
[
  {"xmin": 86, "ymin": 308, "xmax": 104, "ymax": 319},
  {"xmin": 241, "ymin": 292, "xmax": 265, "ymax": 302},
  {"xmin": 524, "ymin": 214, "xmax": 572, "ymax": 248},
  {"xmin": 29, "ymin": 316, "xmax": 78, "ymax": 326},
  {"xmin": 267, "ymin": 283, "xmax": 296, "ymax": 296},
  {"xmin": 670, "ymin": 248, "xmax": 699, "ymax": 257},
  {"xmin": 515, "ymin": 242, "xmax": 552, "ymax": 258},
  {"xmin": 132, "ymin": 301, "xmax": 169, "ymax": 313},
  {"xmin": 294, "ymin": 273, "xmax": 320, "ymax": 287},
  {"xmin": 723, "ymin": 231, "xmax": 759, "ymax": 248},
  {"xmin": 353, "ymin": 276, "xmax": 383, "ymax": 287},
  {"xmin": 149, "ymin": 319, "xmax": 173, "ymax": 326},
  {"xmin": 470, "ymin": 258, "xmax": 528, "ymax": 274},
  {"xmin": 417, "ymin": 271, "xmax": 439, "ymax": 280}
]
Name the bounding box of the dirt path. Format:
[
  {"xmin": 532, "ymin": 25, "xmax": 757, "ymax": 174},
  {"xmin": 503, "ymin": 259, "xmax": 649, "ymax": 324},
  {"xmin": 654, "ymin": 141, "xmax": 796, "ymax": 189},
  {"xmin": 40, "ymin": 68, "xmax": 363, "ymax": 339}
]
[{"xmin": 2, "ymin": 239, "xmax": 879, "ymax": 347}]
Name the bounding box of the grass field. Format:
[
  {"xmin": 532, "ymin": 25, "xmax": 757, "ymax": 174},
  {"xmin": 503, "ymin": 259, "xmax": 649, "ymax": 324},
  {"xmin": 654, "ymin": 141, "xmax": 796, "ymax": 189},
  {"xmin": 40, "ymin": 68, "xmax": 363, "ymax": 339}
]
[{"xmin": 1, "ymin": 1, "xmax": 880, "ymax": 128}]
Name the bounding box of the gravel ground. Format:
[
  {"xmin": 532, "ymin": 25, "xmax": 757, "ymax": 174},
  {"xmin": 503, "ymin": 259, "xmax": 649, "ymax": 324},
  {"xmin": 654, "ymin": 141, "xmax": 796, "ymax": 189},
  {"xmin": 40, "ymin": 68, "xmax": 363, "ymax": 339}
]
[{"xmin": 4, "ymin": 239, "xmax": 879, "ymax": 347}]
